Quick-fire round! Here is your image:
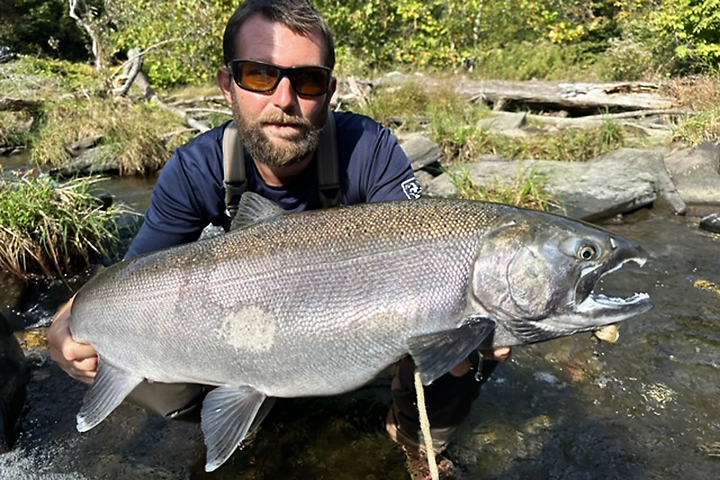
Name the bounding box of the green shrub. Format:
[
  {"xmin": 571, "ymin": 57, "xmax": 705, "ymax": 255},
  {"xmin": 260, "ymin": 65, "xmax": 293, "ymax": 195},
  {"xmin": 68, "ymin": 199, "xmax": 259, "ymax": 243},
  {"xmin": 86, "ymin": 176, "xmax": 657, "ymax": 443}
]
[
  {"xmin": 646, "ymin": 0, "xmax": 720, "ymax": 74},
  {"xmin": 106, "ymin": 0, "xmax": 234, "ymax": 89}
]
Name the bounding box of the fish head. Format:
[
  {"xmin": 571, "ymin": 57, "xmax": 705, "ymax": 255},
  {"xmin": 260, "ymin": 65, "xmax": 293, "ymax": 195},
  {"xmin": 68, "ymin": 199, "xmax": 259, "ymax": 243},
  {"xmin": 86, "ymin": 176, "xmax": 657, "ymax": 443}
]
[{"xmin": 470, "ymin": 210, "xmax": 653, "ymax": 344}]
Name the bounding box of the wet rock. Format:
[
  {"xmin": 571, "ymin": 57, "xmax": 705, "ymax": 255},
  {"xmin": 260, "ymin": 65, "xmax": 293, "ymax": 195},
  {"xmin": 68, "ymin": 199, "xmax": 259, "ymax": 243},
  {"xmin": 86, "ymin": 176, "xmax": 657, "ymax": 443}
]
[
  {"xmin": 699, "ymin": 213, "xmax": 720, "ymax": 233},
  {"xmin": 0, "ymin": 312, "xmax": 29, "ymax": 454},
  {"xmin": 65, "ymin": 135, "xmax": 103, "ymax": 158},
  {"xmin": 50, "ymin": 145, "xmax": 119, "ymax": 177}
]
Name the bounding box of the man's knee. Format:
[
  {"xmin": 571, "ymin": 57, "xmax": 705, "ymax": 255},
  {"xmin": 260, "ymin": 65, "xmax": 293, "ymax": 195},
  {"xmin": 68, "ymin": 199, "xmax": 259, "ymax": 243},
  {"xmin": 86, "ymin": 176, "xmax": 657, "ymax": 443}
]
[{"xmin": 126, "ymin": 381, "xmax": 208, "ymax": 422}]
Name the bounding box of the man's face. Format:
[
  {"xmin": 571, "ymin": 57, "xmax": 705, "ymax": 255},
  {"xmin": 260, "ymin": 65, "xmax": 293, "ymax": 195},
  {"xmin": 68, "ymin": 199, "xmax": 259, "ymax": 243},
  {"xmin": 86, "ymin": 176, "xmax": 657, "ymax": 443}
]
[{"xmin": 219, "ymin": 14, "xmax": 335, "ymax": 169}]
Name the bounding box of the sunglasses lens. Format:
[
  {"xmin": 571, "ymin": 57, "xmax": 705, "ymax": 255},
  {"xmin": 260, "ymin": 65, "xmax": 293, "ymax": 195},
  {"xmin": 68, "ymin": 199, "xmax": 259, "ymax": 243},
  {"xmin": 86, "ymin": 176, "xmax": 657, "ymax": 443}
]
[
  {"xmin": 291, "ymin": 68, "xmax": 331, "ymax": 96},
  {"xmin": 237, "ymin": 62, "xmax": 281, "ymax": 92},
  {"xmin": 231, "ymin": 61, "xmax": 331, "ymax": 96}
]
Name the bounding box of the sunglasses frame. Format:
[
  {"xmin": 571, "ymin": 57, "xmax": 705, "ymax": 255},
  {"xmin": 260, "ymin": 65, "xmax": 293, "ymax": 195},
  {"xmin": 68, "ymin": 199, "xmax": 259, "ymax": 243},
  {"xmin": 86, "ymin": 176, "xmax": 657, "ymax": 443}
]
[{"xmin": 227, "ymin": 59, "xmax": 333, "ymax": 97}]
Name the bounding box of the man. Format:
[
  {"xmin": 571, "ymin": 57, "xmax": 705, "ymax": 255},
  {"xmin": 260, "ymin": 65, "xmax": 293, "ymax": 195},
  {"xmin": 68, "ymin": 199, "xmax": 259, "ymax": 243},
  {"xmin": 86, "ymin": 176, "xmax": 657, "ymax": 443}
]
[{"xmin": 48, "ymin": 1, "xmax": 510, "ymax": 478}]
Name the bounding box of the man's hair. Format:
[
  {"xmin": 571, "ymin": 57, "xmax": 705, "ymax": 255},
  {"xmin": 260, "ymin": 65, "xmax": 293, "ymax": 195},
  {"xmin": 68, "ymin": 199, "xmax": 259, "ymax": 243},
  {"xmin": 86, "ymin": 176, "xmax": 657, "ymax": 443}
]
[{"xmin": 223, "ymin": 0, "xmax": 336, "ymax": 70}]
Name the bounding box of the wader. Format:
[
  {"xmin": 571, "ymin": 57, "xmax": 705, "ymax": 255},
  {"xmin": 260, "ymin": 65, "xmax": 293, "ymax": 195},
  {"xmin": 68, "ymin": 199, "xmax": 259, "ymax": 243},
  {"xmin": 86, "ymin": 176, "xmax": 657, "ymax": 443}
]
[{"xmin": 126, "ymin": 112, "xmax": 496, "ymax": 452}]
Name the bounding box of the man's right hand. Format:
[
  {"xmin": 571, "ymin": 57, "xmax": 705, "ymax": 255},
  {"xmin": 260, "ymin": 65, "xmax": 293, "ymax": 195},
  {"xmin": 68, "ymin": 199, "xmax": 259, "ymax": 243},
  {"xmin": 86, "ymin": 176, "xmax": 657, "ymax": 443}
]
[{"xmin": 47, "ymin": 295, "xmax": 98, "ymax": 384}]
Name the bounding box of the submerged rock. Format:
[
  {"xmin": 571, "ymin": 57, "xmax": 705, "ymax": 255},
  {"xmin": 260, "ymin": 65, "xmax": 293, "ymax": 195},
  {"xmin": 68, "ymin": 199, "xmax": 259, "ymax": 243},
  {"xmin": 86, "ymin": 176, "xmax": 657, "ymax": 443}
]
[
  {"xmin": 699, "ymin": 213, "xmax": 720, "ymax": 234},
  {"xmin": 0, "ymin": 312, "xmax": 29, "ymax": 454}
]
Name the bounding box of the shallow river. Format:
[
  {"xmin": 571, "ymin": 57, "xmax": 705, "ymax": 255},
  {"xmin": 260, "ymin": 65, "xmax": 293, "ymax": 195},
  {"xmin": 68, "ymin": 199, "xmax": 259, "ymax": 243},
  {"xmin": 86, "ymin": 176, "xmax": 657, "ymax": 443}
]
[{"xmin": 0, "ymin": 167, "xmax": 718, "ymax": 479}]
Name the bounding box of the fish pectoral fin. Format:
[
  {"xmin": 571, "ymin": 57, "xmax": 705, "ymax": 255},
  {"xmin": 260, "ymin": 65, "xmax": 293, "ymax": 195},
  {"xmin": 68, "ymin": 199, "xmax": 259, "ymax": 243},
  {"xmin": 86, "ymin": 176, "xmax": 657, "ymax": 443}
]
[
  {"xmin": 230, "ymin": 191, "xmax": 286, "ymax": 231},
  {"xmin": 407, "ymin": 317, "xmax": 496, "ymax": 386},
  {"xmin": 76, "ymin": 362, "xmax": 143, "ymax": 433},
  {"xmin": 201, "ymin": 385, "xmax": 269, "ymax": 472}
]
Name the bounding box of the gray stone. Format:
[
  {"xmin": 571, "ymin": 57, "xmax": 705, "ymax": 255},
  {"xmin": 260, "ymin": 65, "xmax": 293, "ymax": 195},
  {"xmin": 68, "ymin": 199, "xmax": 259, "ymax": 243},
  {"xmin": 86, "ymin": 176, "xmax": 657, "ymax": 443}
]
[
  {"xmin": 664, "ymin": 141, "xmax": 720, "ymax": 206},
  {"xmin": 397, "ymin": 133, "xmax": 444, "ymax": 171},
  {"xmin": 593, "ymin": 148, "xmax": 686, "ymax": 215},
  {"xmin": 476, "ymin": 112, "xmax": 528, "ymax": 138},
  {"xmin": 51, "ymin": 145, "xmax": 118, "ymax": 177},
  {"xmin": 426, "ymin": 148, "xmax": 676, "ymax": 221}
]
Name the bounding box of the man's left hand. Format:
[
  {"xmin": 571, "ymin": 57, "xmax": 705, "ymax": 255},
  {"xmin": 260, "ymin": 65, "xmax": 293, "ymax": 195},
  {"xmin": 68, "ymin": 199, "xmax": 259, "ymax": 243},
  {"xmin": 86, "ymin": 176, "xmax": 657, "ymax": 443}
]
[{"xmin": 449, "ymin": 347, "xmax": 512, "ymax": 377}]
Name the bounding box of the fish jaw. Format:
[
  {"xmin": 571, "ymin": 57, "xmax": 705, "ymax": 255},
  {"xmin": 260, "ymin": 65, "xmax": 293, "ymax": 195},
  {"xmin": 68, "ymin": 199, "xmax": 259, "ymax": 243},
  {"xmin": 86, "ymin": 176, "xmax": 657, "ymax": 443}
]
[{"xmin": 471, "ymin": 210, "xmax": 653, "ymax": 345}]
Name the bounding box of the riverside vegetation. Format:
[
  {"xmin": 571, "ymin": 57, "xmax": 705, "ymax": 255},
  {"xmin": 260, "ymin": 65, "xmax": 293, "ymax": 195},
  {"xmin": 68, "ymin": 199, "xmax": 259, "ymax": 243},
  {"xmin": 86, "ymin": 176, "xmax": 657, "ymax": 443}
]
[{"xmin": 1, "ymin": 0, "xmax": 720, "ymax": 280}]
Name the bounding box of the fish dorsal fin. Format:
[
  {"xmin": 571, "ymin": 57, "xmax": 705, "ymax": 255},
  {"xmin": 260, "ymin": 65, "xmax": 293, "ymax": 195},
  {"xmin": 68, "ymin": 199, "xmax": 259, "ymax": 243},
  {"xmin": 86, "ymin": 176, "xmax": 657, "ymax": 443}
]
[
  {"xmin": 229, "ymin": 192, "xmax": 286, "ymax": 231},
  {"xmin": 407, "ymin": 317, "xmax": 496, "ymax": 386},
  {"xmin": 76, "ymin": 362, "xmax": 143, "ymax": 432},
  {"xmin": 201, "ymin": 385, "xmax": 269, "ymax": 472}
]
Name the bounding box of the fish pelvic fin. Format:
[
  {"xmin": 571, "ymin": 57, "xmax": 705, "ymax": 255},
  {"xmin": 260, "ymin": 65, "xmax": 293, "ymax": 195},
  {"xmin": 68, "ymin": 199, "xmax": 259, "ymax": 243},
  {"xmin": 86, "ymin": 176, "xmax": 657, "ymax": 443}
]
[
  {"xmin": 201, "ymin": 385, "xmax": 269, "ymax": 472},
  {"xmin": 229, "ymin": 191, "xmax": 286, "ymax": 231},
  {"xmin": 407, "ymin": 317, "xmax": 496, "ymax": 386},
  {"xmin": 76, "ymin": 362, "xmax": 143, "ymax": 433}
]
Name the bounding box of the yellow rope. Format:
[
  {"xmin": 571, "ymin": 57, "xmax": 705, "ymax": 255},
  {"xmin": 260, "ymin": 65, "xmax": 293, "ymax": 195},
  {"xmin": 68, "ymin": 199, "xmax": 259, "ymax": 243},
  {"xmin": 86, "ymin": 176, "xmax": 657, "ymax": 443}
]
[{"xmin": 414, "ymin": 369, "xmax": 439, "ymax": 480}]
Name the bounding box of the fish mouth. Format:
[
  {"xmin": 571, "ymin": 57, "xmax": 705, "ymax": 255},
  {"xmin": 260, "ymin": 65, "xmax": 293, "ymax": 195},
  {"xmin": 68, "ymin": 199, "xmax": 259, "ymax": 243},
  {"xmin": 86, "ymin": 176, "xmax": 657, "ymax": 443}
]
[{"xmin": 573, "ymin": 255, "xmax": 653, "ymax": 326}]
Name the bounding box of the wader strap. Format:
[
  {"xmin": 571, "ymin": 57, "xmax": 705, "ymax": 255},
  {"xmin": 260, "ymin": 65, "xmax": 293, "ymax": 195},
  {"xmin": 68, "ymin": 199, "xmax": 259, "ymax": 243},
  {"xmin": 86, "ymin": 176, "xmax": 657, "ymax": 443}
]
[
  {"xmin": 316, "ymin": 112, "xmax": 343, "ymax": 208},
  {"xmin": 222, "ymin": 120, "xmax": 246, "ymax": 219}
]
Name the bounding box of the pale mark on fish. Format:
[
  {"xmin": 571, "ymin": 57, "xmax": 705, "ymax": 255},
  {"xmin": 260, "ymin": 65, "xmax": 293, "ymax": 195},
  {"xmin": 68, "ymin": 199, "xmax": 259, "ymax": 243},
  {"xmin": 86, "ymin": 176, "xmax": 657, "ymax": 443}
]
[{"xmin": 219, "ymin": 306, "xmax": 277, "ymax": 352}]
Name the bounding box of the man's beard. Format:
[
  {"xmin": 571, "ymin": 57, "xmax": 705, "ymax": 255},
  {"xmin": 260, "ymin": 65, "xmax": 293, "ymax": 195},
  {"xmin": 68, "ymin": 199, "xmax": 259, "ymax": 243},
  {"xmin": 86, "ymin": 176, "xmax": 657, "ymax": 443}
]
[{"xmin": 231, "ymin": 89, "xmax": 326, "ymax": 169}]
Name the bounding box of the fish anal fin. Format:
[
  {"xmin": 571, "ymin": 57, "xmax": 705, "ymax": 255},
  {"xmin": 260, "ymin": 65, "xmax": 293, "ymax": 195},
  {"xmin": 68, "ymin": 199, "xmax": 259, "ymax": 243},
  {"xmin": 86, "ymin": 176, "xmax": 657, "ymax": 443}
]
[
  {"xmin": 201, "ymin": 385, "xmax": 269, "ymax": 472},
  {"xmin": 76, "ymin": 362, "xmax": 143, "ymax": 433},
  {"xmin": 407, "ymin": 317, "xmax": 496, "ymax": 386}
]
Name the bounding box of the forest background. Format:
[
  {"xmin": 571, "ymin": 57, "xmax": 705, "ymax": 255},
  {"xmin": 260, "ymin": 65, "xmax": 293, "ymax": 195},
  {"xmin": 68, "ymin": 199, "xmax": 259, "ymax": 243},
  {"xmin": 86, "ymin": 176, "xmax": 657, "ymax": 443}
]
[
  {"xmin": 2, "ymin": 0, "xmax": 720, "ymax": 86},
  {"xmin": 1, "ymin": 0, "xmax": 719, "ymax": 280}
]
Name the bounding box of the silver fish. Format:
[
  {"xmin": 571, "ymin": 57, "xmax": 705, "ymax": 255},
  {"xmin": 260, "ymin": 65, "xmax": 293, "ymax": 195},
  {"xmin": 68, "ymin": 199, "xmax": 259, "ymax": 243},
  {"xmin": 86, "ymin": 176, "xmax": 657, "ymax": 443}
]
[{"xmin": 70, "ymin": 193, "xmax": 652, "ymax": 471}]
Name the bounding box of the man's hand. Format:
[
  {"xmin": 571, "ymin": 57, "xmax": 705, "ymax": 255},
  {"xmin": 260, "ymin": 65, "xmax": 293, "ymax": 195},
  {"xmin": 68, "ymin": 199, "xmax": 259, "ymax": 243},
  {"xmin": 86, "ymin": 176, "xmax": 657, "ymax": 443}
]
[
  {"xmin": 449, "ymin": 347, "xmax": 512, "ymax": 377},
  {"xmin": 47, "ymin": 296, "xmax": 98, "ymax": 384}
]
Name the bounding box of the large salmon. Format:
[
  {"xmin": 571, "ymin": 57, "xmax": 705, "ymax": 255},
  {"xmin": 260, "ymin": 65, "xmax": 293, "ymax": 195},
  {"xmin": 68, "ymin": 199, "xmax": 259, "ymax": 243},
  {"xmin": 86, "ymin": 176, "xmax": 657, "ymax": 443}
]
[{"xmin": 70, "ymin": 193, "xmax": 652, "ymax": 471}]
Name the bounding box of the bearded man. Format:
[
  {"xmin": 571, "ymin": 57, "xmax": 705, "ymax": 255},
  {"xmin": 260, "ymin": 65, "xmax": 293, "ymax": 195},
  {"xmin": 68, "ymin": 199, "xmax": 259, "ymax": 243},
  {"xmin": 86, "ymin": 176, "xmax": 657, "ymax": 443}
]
[{"xmin": 48, "ymin": 1, "xmax": 510, "ymax": 478}]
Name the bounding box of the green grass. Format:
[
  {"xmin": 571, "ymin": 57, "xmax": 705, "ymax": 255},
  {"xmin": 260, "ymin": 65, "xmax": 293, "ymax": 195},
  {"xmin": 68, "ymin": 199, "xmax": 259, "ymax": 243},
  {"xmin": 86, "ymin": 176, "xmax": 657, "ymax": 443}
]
[
  {"xmin": 0, "ymin": 57, "xmax": 103, "ymax": 99},
  {"xmin": 0, "ymin": 173, "xmax": 133, "ymax": 280},
  {"xmin": 672, "ymin": 107, "xmax": 720, "ymax": 144},
  {"xmin": 444, "ymin": 165, "xmax": 560, "ymax": 212},
  {"xmin": 31, "ymin": 98, "xmax": 191, "ymax": 175}
]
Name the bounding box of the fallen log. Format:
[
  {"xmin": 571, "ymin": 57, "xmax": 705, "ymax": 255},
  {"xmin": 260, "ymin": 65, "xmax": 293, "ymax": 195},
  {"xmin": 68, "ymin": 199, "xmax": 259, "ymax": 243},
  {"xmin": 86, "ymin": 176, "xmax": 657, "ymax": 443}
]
[
  {"xmin": 0, "ymin": 98, "xmax": 42, "ymax": 112},
  {"xmin": 374, "ymin": 74, "xmax": 676, "ymax": 114},
  {"xmin": 461, "ymin": 79, "xmax": 675, "ymax": 112}
]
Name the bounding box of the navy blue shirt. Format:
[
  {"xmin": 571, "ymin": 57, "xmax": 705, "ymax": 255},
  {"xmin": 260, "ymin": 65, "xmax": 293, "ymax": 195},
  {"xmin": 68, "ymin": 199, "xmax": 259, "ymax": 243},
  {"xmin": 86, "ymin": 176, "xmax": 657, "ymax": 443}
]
[{"xmin": 126, "ymin": 112, "xmax": 420, "ymax": 259}]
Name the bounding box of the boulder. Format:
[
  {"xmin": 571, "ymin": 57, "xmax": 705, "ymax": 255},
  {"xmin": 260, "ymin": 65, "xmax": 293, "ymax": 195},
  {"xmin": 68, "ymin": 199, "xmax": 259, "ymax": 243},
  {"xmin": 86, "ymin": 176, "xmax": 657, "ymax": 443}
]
[{"xmin": 427, "ymin": 148, "xmax": 683, "ymax": 221}]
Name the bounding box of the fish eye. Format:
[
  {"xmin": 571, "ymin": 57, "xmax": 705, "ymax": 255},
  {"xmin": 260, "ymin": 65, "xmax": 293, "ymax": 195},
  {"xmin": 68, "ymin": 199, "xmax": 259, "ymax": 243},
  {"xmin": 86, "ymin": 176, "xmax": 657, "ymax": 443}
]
[{"xmin": 578, "ymin": 245, "xmax": 596, "ymax": 260}]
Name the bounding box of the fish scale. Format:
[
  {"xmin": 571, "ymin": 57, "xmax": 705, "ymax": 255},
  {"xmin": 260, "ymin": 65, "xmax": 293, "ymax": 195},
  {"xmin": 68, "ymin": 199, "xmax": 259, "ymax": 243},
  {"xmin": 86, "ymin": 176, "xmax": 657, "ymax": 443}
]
[{"xmin": 70, "ymin": 193, "xmax": 652, "ymax": 472}]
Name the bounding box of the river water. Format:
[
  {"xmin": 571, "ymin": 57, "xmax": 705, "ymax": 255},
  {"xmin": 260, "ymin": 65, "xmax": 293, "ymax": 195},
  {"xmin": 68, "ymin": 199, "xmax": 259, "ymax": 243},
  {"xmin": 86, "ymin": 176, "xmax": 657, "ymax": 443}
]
[{"xmin": 0, "ymin": 165, "xmax": 718, "ymax": 479}]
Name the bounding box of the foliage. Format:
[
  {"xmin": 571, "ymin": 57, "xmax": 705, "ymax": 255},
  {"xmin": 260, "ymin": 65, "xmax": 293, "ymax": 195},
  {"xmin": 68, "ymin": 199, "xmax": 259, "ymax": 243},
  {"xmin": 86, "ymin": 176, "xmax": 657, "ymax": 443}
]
[
  {"xmin": 445, "ymin": 165, "xmax": 558, "ymax": 212},
  {"xmin": 105, "ymin": 0, "xmax": 235, "ymax": 89},
  {"xmin": 0, "ymin": 173, "xmax": 130, "ymax": 279},
  {"xmin": 645, "ymin": 0, "xmax": 720, "ymax": 73},
  {"xmin": 31, "ymin": 97, "xmax": 191, "ymax": 175},
  {"xmin": 0, "ymin": 0, "xmax": 104, "ymax": 61}
]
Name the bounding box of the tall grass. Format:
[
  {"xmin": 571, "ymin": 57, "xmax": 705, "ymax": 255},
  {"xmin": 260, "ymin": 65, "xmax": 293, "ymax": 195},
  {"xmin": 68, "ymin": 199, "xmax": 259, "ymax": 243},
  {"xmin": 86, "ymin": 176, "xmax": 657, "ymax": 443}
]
[
  {"xmin": 669, "ymin": 74, "xmax": 720, "ymax": 144},
  {"xmin": 0, "ymin": 173, "xmax": 132, "ymax": 280},
  {"xmin": 445, "ymin": 165, "xmax": 560, "ymax": 212},
  {"xmin": 31, "ymin": 98, "xmax": 191, "ymax": 175}
]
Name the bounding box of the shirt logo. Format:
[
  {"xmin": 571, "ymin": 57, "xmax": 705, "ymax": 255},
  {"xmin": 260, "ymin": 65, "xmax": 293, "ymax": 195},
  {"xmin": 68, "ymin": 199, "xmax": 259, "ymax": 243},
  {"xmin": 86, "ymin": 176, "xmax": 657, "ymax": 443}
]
[{"xmin": 401, "ymin": 178, "xmax": 422, "ymax": 200}]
